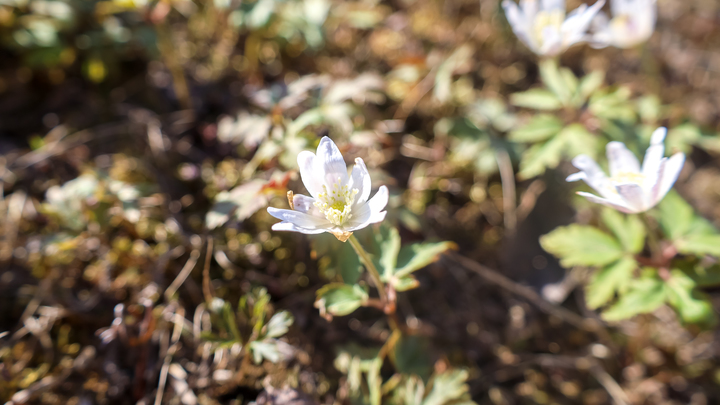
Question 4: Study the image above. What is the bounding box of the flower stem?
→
[348,234,388,308]
[640,213,661,262]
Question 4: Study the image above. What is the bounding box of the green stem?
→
[640,213,661,262]
[348,234,388,306]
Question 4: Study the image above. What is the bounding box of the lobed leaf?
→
[585,257,638,310]
[315,283,368,317]
[540,225,623,268]
[602,275,667,321]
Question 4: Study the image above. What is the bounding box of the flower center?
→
[611,171,646,185]
[314,178,359,227]
[532,10,564,48]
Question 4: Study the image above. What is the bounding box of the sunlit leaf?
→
[539,59,571,105]
[540,225,623,267]
[315,283,368,317]
[601,208,646,254]
[265,310,293,338]
[666,270,715,324]
[602,275,667,321]
[394,241,456,278]
[510,89,562,110]
[422,369,474,405]
[509,114,563,143]
[585,257,638,309]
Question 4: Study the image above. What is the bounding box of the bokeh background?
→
[1,0,720,404]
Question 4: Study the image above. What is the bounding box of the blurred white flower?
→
[502,0,606,56]
[567,127,685,213]
[591,0,656,48]
[268,136,388,241]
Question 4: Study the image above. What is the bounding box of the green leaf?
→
[585,257,638,309]
[265,311,293,338]
[666,270,715,324]
[391,274,421,292]
[508,114,563,143]
[675,234,720,257]
[689,264,720,287]
[367,357,383,405]
[315,283,368,317]
[250,340,282,364]
[656,190,694,240]
[422,369,474,405]
[510,89,563,110]
[394,241,457,278]
[576,70,605,104]
[540,225,624,267]
[601,209,646,254]
[516,133,566,180]
[373,225,401,279]
[602,275,667,321]
[222,302,242,342]
[562,123,599,157]
[539,59,571,105]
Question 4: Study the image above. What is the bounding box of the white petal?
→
[349,158,371,204]
[292,194,317,214]
[576,191,634,213]
[367,185,389,214]
[615,183,646,212]
[541,0,564,10]
[345,186,389,230]
[539,27,563,55]
[606,141,640,176]
[297,150,323,199]
[267,207,331,229]
[503,1,537,52]
[562,0,605,47]
[520,0,538,17]
[316,136,349,187]
[272,222,327,234]
[566,172,586,182]
[650,153,685,208]
[641,127,667,188]
[570,155,616,200]
[346,211,387,232]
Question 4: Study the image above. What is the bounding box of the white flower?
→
[591,0,656,49]
[267,136,388,241]
[567,127,685,213]
[502,0,606,56]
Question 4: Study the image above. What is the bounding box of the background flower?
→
[567,127,685,213]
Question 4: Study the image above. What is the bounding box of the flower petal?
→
[650,152,685,208]
[520,0,539,17]
[641,127,667,190]
[292,194,317,214]
[576,191,634,213]
[267,207,331,229]
[569,154,616,200]
[272,222,327,234]
[541,0,564,11]
[298,150,323,199]
[316,136,349,187]
[503,0,536,51]
[606,141,641,177]
[615,183,646,212]
[345,186,388,231]
[349,157,371,204]
[562,0,605,47]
